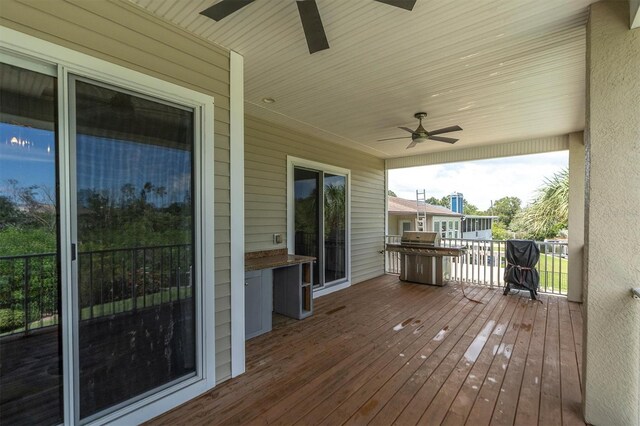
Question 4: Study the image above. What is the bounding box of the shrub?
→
[0,308,24,334]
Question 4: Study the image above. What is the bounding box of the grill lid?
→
[401,231,440,245]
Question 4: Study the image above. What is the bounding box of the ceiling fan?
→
[378,112,463,149]
[200,0,417,54]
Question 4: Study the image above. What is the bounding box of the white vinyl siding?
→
[245,116,385,284]
[0,0,234,382]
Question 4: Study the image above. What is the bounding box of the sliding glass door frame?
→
[287,156,351,294]
[1,28,217,425]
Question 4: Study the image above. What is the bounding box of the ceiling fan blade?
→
[406,140,418,149]
[378,136,410,141]
[428,135,458,144]
[398,126,415,134]
[200,0,255,21]
[374,0,417,11]
[297,1,330,54]
[428,125,463,136]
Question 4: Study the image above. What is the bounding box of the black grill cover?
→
[504,240,540,292]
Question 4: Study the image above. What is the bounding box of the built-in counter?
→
[245,250,316,271]
[244,249,315,340]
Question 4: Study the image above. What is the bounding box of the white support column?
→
[631,0,640,29]
[230,51,246,378]
[584,2,640,425]
[567,131,584,303]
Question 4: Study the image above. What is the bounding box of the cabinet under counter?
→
[244,250,315,340]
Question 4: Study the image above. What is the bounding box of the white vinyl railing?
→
[384,236,568,295]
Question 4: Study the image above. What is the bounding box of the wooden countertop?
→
[245,249,315,271]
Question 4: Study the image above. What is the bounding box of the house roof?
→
[388,196,462,217]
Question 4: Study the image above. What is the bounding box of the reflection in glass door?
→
[294,168,320,287]
[324,174,346,284]
[71,78,197,419]
[294,167,347,289]
[0,62,63,425]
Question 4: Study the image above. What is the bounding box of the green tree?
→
[425,196,446,207]
[387,189,397,197]
[512,169,568,240]
[463,201,481,215]
[325,183,346,236]
[155,186,167,206]
[491,222,511,240]
[120,183,136,207]
[491,196,521,227]
[5,180,56,230]
[0,195,19,228]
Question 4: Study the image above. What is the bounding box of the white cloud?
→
[388,151,569,210]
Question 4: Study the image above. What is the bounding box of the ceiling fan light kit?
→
[200,0,415,54]
[377,112,463,149]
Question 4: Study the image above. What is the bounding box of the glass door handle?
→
[71,243,77,261]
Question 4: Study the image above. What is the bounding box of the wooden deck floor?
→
[149,275,585,426]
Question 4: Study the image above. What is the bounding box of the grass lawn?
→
[81,286,192,319]
[456,249,569,295]
[1,287,193,336]
[537,253,569,294]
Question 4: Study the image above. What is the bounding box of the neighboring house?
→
[387,196,462,238]
[461,215,498,240]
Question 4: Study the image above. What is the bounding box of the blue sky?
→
[388,151,569,211]
[0,123,56,193]
[3,121,568,212]
[1,123,191,206]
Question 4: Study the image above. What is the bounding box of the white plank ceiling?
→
[130,0,595,159]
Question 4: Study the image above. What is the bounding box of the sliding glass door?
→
[323,174,346,284]
[71,78,197,419]
[0,48,212,424]
[293,166,348,289]
[0,62,63,426]
[294,168,321,286]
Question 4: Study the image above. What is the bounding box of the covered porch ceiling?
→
[132,0,595,159]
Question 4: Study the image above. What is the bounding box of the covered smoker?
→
[503,239,540,300]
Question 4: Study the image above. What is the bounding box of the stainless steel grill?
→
[386,231,465,286]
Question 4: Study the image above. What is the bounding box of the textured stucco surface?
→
[568,132,585,303]
[584,2,640,425]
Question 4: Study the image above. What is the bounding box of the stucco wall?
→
[584,2,640,425]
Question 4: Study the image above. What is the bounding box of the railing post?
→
[38,259,44,329]
[23,257,30,336]
[89,252,94,319]
[142,248,146,308]
[490,240,494,288]
[551,242,556,294]
[131,249,137,312]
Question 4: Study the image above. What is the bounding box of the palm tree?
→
[120,183,135,207]
[514,168,568,239]
[154,186,167,206]
[324,183,345,236]
[142,181,154,204]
